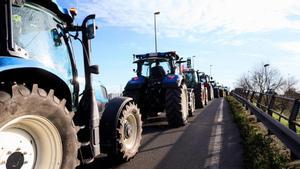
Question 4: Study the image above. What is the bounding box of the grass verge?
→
[226,96,290,169]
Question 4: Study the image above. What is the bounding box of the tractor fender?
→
[162,74,184,88]
[124,76,146,90]
[100,96,134,152]
[0,68,73,109]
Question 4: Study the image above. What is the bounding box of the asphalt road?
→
[81,98,244,169]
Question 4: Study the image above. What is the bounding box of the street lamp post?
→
[192,56,196,68]
[264,64,270,92]
[209,65,212,80]
[154,11,160,53]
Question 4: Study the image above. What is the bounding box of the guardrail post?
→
[289,99,300,132]
[257,93,263,108]
[240,90,244,96]
[250,91,255,103]
[267,94,276,116]
[242,90,247,97]
[246,90,250,99]
[290,99,300,160]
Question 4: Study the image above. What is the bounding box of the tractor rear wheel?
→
[194,85,203,109]
[165,84,189,127]
[123,90,147,121]
[188,91,195,117]
[0,84,79,169]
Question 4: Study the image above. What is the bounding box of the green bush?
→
[226,96,290,169]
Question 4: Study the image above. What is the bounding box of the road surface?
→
[80,98,244,169]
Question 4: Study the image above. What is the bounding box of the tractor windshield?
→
[183,71,196,87]
[199,75,207,83]
[138,60,171,77]
[11,3,72,77]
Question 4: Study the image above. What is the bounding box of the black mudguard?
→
[99,96,133,153]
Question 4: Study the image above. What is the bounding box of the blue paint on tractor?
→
[128,76,146,85]
[0,56,70,84]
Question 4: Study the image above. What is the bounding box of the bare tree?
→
[236,62,285,93]
[282,75,299,97]
[283,76,298,92]
[236,73,253,90]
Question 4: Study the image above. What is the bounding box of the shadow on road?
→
[154,99,220,169]
[78,115,184,169]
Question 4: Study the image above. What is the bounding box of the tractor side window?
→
[159,61,170,73]
[12,4,72,80]
[185,72,193,82]
[141,63,149,77]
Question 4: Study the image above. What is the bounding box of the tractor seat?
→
[150,66,166,80]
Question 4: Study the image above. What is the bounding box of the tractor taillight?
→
[167,75,176,80]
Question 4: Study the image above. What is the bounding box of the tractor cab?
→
[182,68,198,88]
[133,51,179,82]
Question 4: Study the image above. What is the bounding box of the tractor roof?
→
[183,68,195,73]
[25,0,73,23]
[134,51,179,63]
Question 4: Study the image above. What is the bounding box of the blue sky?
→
[57,0,300,93]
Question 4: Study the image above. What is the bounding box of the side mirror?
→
[90,65,99,74]
[86,18,96,39]
[82,14,97,40]
[51,28,62,47]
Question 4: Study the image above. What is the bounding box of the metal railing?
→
[232,88,300,159]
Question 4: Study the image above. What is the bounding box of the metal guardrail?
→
[234,89,300,132]
[232,89,300,159]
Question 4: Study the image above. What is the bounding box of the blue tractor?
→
[123,52,191,127]
[0,1,142,168]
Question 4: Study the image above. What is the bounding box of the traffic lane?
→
[154,98,222,169]
[155,98,244,169]
[80,99,224,169]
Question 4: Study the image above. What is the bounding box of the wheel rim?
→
[123,114,138,149]
[0,115,63,169]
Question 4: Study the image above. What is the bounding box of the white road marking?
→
[204,99,224,169]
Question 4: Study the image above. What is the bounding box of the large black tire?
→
[204,88,209,105]
[165,84,189,127]
[0,84,79,169]
[194,84,203,109]
[208,87,212,101]
[214,88,219,98]
[100,99,142,161]
[123,90,148,121]
[188,90,195,117]
[220,89,224,97]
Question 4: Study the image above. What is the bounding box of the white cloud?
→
[278,41,300,54]
[78,0,300,39]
